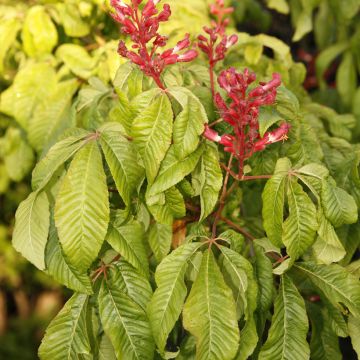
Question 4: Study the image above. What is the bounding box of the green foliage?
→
[183,250,240,360]
[1,0,360,359]
[258,275,310,360]
[38,293,91,360]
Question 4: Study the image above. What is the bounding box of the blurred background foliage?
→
[0,0,359,358]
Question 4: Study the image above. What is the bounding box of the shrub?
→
[1,0,360,359]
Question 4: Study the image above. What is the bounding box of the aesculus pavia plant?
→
[8,0,360,359]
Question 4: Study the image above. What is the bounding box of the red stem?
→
[220,163,272,181]
[209,62,215,99]
[209,35,216,99]
[212,154,234,238]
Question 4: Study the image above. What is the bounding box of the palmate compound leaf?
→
[307,302,342,360]
[110,260,153,311]
[131,91,173,184]
[218,230,245,253]
[148,242,204,352]
[99,334,116,360]
[293,262,360,318]
[98,274,155,360]
[46,218,93,294]
[258,275,310,360]
[54,141,109,272]
[0,18,21,74]
[106,220,149,277]
[321,179,358,227]
[113,62,144,100]
[262,157,292,247]
[218,246,259,360]
[219,246,258,320]
[293,162,330,199]
[0,62,57,130]
[130,88,163,120]
[38,293,91,360]
[147,144,204,198]
[192,141,223,221]
[253,244,274,314]
[57,3,90,38]
[147,223,173,263]
[312,210,346,264]
[348,315,360,358]
[99,126,144,206]
[22,5,58,58]
[32,129,89,191]
[321,297,348,338]
[282,179,318,260]
[147,186,186,225]
[28,79,79,153]
[183,250,240,360]
[235,317,258,360]
[3,127,35,182]
[12,191,50,270]
[287,117,324,165]
[168,87,206,160]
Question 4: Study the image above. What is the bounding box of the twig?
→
[219,216,255,241]
[212,154,234,238]
[209,118,223,127]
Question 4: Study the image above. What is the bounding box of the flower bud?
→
[226,34,238,48]
[163,54,179,65]
[142,0,158,17]
[174,34,190,52]
[214,93,228,112]
[203,124,222,142]
[117,41,128,57]
[177,50,198,62]
[219,134,233,147]
[127,51,145,66]
[158,4,171,21]
[261,73,281,92]
[122,18,137,34]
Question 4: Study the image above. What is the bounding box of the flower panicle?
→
[110,0,198,87]
[197,0,238,67]
[203,67,290,176]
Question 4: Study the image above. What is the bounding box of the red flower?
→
[203,68,290,177]
[110,0,198,89]
[197,0,237,68]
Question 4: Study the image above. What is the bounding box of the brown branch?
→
[185,202,201,213]
[241,175,272,181]
[209,118,224,127]
[219,216,256,241]
[212,154,234,238]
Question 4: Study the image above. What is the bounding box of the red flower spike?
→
[197,1,238,97]
[204,68,290,177]
[110,0,198,89]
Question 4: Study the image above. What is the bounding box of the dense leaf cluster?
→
[1,0,360,359]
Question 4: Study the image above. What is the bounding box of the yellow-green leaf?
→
[54,142,109,271]
[183,250,240,360]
